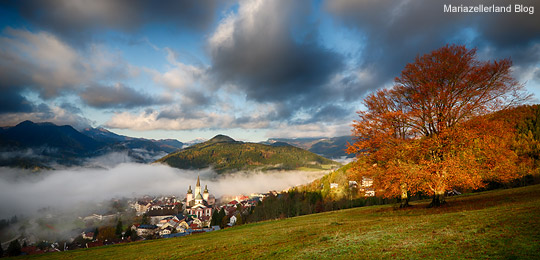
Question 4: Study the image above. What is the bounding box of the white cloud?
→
[104,110,232,131]
[267,122,351,139]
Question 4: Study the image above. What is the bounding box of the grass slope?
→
[156,135,339,173]
[21,184,540,259]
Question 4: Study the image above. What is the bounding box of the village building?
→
[184,176,215,221]
[136,224,159,237]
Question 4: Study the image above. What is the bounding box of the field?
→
[17,184,540,259]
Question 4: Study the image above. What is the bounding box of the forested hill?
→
[155,135,340,173]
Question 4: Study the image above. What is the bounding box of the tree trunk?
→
[428,189,446,208]
[399,183,410,208]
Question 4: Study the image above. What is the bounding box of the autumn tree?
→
[348,44,528,207]
[97,226,116,242]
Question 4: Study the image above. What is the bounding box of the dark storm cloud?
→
[326,0,540,91]
[0,87,34,114]
[209,0,344,105]
[80,83,166,109]
[4,0,221,43]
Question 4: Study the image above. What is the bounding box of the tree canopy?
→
[348,44,529,207]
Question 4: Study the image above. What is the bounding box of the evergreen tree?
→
[220,215,229,229]
[124,227,133,240]
[93,228,99,240]
[115,220,123,238]
[7,240,21,257]
[0,240,4,257]
[210,210,219,226]
[216,208,226,228]
[236,214,243,226]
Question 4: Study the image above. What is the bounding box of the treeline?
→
[242,191,398,223]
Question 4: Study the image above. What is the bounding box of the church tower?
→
[203,185,209,201]
[186,185,193,205]
[195,175,201,197]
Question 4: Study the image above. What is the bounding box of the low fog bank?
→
[333,156,355,165]
[0,161,328,219]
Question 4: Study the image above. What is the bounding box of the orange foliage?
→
[348,45,528,205]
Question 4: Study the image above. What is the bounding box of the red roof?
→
[21,246,45,255]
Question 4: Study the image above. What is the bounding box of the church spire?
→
[204,184,208,193]
[196,175,200,187]
[187,185,192,194]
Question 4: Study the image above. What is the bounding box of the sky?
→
[0,0,539,142]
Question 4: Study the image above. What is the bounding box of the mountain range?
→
[0,121,184,169]
[264,136,355,159]
[0,121,346,171]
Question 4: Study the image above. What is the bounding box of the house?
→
[224,206,237,215]
[176,220,189,233]
[361,177,375,196]
[82,213,117,223]
[361,177,373,188]
[149,215,174,225]
[159,226,175,236]
[228,215,237,226]
[190,218,203,229]
[330,183,339,189]
[136,224,159,237]
[81,230,94,240]
[227,200,239,207]
[134,201,152,215]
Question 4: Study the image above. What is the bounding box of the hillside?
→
[266,136,354,159]
[156,135,340,173]
[24,184,540,259]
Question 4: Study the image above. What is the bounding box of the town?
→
[1,173,377,256]
[0,176,272,256]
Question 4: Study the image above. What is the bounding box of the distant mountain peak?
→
[208,134,236,143]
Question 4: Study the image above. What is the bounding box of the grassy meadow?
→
[15,184,540,259]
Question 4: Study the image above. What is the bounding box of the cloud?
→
[0,87,34,114]
[80,83,167,109]
[0,28,88,99]
[105,109,225,131]
[267,121,351,139]
[5,0,221,44]
[0,163,327,219]
[0,104,93,130]
[105,108,272,131]
[0,28,135,99]
[149,47,206,90]
[208,0,344,104]
[326,0,540,92]
[0,28,150,125]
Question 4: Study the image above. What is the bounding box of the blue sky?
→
[0,0,539,142]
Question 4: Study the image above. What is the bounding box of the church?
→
[184,176,215,219]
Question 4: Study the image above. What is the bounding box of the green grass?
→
[17,185,540,259]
